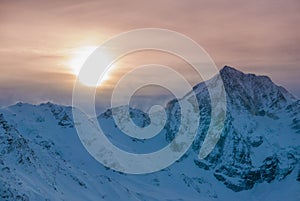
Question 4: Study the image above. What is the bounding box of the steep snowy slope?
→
[0,66,299,201]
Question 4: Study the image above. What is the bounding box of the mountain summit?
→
[220,65,295,111]
[0,66,299,201]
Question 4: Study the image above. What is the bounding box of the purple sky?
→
[0,0,299,109]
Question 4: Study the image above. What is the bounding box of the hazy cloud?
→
[0,0,299,110]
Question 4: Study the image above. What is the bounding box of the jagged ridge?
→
[0,66,299,200]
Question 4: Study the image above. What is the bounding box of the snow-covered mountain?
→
[0,66,299,201]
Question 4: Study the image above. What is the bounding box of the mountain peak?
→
[222,65,238,71]
[220,65,244,77]
[220,65,274,84]
[193,65,297,113]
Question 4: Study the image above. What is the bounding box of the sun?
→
[69,45,111,87]
[69,45,98,75]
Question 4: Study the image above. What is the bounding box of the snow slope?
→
[0,66,299,201]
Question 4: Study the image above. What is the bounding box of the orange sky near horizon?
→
[0,0,299,111]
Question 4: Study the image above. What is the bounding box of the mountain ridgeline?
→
[0,66,299,201]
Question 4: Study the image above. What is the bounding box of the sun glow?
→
[69,45,112,87]
[69,46,98,75]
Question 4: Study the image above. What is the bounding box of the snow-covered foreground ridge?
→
[0,66,299,201]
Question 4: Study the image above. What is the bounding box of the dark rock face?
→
[46,103,74,128]
[0,114,36,166]
[0,114,36,200]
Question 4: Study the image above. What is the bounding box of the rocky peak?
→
[217,66,295,114]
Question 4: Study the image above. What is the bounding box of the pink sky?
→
[0,0,299,109]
